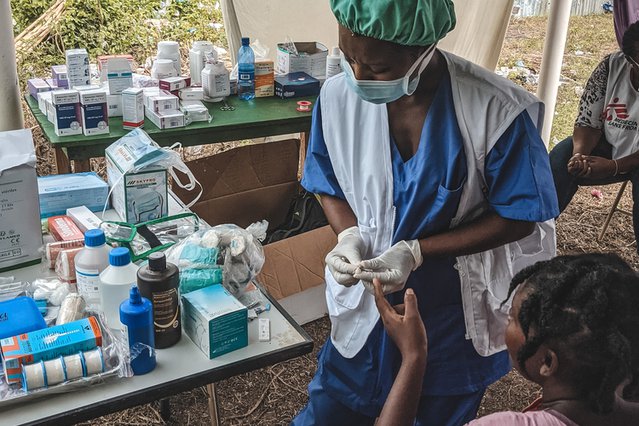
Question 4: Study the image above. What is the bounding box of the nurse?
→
[294,1,559,425]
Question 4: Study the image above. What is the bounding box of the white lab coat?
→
[320,51,556,358]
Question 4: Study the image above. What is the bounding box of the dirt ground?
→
[23,12,633,426]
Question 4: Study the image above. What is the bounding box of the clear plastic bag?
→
[0,312,132,407]
[166,221,267,296]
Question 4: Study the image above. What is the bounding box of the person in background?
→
[293,0,559,424]
[549,22,639,251]
[469,253,639,425]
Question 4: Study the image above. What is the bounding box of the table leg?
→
[72,159,91,173]
[159,398,171,422]
[207,383,221,426]
[54,147,71,174]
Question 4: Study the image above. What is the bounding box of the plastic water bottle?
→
[75,229,111,308]
[99,247,139,330]
[120,286,156,375]
[238,37,255,100]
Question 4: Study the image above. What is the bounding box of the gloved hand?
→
[353,240,423,294]
[325,226,366,286]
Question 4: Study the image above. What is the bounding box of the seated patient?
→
[468,253,639,425]
[373,254,639,426]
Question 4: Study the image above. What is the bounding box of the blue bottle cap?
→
[84,229,105,247]
[129,286,142,305]
[109,247,131,266]
[241,37,250,46]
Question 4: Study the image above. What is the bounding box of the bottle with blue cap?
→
[120,286,156,375]
[238,37,255,100]
[99,247,139,330]
[75,229,111,307]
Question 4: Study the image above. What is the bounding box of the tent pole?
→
[537,0,572,147]
[0,0,24,131]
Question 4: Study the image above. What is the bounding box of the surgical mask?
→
[341,44,437,104]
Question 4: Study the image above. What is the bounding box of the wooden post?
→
[0,0,24,132]
[207,383,220,426]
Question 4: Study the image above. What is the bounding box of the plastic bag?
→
[0,312,132,407]
[166,221,267,295]
[0,279,30,302]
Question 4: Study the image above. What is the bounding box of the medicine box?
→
[27,78,51,100]
[65,48,90,89]
[79,89,109,136]
[146,108,185,130]
[159,76,191,92]
[66,205,102,232]
[97,54,135,82]
[37,91,52,115]
[106,57,133,95]
[107,94,123,117]
[182,284,248,359]
[48,215,84,241]
[255,60,274,98]
[105,129,169,223]
[51,89,82,136]
[179,87,204,101]
[274,72,320,99]
[0,129,43,272]
[122,87,144,129]
[146,93,179,114]
[1,317,102,384]
[51,65,68,88]
[38,172,110,218]
[276,42,328,79]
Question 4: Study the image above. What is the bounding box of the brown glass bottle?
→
[136,252,181,348]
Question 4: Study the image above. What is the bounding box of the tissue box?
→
[38,172,109,218]
[276,42,328,79]
[0,129,43,272]
[1,317,102,384]
[182,285,248,359]
[105,129,169,223]
[274,72,320,99]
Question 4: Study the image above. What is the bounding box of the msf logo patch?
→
[603,98,637,131]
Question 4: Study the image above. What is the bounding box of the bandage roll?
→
[56,293,87,325]
[43,356,67,386]
[83,347,105,375]
[22,360,47,391]
[63,352,86,380]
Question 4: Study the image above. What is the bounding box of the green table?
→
[25,95,315,173]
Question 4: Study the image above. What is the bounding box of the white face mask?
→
[341,44,437,104]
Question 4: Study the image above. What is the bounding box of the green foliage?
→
[11,0,226,88]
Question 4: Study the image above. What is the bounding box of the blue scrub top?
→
[301,73,559,414]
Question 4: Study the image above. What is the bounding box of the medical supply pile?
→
[27,38,339,136]
[0,127,273,406]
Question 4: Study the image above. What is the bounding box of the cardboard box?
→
[0,129,43,272]
[172,139,336,300]
[51,89,82,136]
[38,172,109,218]
[146,108,185,129]
[97,54,134,82]
[276,42,328,79]
[107,93,123,117]
[159,76,191,92]
[27,78,51,100]
[182,284,248,359]
[1,317,102,384]
[122,87,144,129]
[275,72,320,99]
[65,48,90,89]
[51,65,68,88]
[79,89,109,136]
[105,129,169,223]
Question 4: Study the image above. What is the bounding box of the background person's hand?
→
[582,156,617,179]
[373,279,427,362]
[353,240,422,294]
[325,226,366,286]
[567,153,590,177]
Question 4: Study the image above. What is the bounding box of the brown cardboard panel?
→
[190,181,299,229]
[257,225,337,299]
[173,139,300,201]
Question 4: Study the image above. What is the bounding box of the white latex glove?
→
[325,226,366,286]
[353,240,423,294]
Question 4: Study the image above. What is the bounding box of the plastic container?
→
[137,252,181,348]
[75,229,111,307]
[0,297,47,340]
[326,47,342,79]
[157,41,181,76]
[189,41,214,86]
[238,37,255,100]
[99,247,139,330]
[120,286,156,375]
[151,59,177,80]
[202,50,231,102]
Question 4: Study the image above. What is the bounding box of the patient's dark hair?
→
[622,20,639,58]
[506,253,639,414]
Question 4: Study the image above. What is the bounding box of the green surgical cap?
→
[330,0,456,46]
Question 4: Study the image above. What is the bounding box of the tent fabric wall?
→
[221,0,513,71]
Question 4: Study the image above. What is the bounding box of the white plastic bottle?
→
[189,41,214,86]
[157,41,181,76]
[326,47,342,79]
[75,229,111,308]
[202,50,230,102]
[100,247,139,330]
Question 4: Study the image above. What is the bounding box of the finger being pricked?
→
[373,279,401,321]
